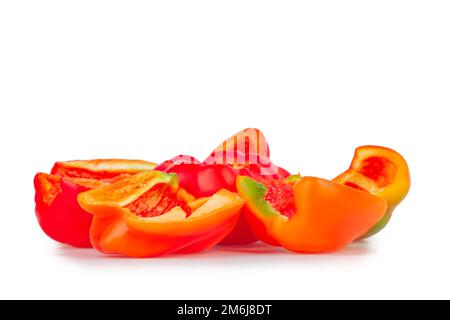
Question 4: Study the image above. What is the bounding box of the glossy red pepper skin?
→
[34,159,156,248]
[160,163,237,198]
[34,174,100,247]
[237,175,387,253]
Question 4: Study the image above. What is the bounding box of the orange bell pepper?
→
[34,159,156,247]
[333,146,410,238]
[236,176,387,253]
[77,171,244,257]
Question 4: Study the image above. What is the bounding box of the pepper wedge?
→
[51,159,157,180]
[34,159,156,247]
[77,171,244,257]
[237,176,387,253]
[333,146,410,238]
[203,128,291,245]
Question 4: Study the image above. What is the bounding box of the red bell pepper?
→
[34,159,156,247]
[155,128,290,245]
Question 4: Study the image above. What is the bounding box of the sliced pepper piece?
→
[333,146,410,238]
[205,128,270,164]
[154,155,201,172]
[157,162,238,198]
[77,171,244,257]
[241,174,300,246]
[157,161,260,246]
[204,128,291,245]
[34,159,156,247]
[205,128,289,178]
[51,159,157,180]
[236,176,387,253]
[153,129,291,246]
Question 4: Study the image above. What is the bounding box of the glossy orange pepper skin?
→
[77,171,244,257]
[237,176,387,253]
[34,159,156,248]
[333,146,410,238]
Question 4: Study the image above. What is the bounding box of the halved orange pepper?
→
[236,175,387,253]
[34,159,156,247]
[77,171,244,257]
[333,146,410,238]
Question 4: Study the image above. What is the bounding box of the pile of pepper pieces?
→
[34,128,410,257]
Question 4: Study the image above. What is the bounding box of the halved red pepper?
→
[34,159,156,247]
[204,128,290,179]
[155,128,291,245]
[154,155,201,172]
[206,129,291,245]
[236,175,387,253]
[77,171,244,257]
[333,146,410,238]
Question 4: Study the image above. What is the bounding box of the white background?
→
[1,1,449,299]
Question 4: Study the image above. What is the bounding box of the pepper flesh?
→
[51,159,157,181]
[154,128,291,246]
[204,128,291,245]
[237,176,387,253]
[333,146,410,238]
[34,159,156,247]
[205,128,290,179]
[239,175,300,246]
[77,171,244,257]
